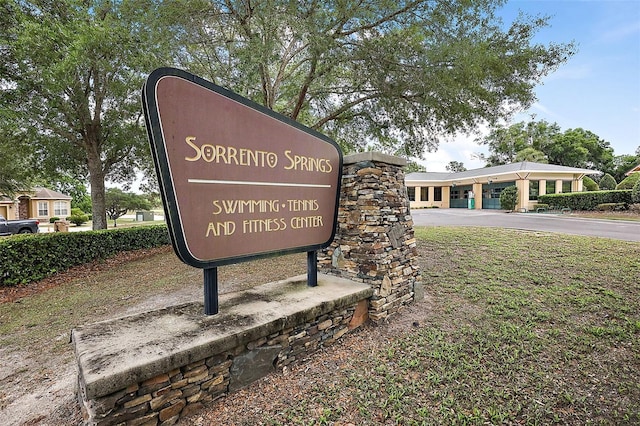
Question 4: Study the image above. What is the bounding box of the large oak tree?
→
[1,0,186,229]
[177,0,575,155]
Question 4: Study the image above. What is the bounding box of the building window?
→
[434,187,442,202]
[420,187,429,201]
[562,181,572,193]
[450,189,460,200]
[546,180,556,195]
[54,201,68,216]
[529,181,539,200]
[407,187,416,201]
[38,201,48,216]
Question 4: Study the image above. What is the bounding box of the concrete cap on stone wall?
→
[72,274,373,400]
[343,152,407,167]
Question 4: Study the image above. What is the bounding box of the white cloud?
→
[598,20,640,43]
[531,101,552,115]
[417,131,489,172]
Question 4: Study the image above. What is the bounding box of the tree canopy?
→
[478,120,615,173]
[611,151,640,183]
[446,161,467,172]
[0,123,34,197]
[1,0,185,228]
[105,188,152,227]
[177,0,575,156]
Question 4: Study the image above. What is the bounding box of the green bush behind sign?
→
[0,225,170,286]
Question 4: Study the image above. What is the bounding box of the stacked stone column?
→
[319,152,422,322]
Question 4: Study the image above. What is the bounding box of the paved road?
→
[411,209,640,242]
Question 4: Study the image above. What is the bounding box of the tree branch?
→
[311,93,378,129]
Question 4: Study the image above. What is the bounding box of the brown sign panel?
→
[142,68,342,268]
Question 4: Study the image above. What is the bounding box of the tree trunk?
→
[87,152,108,230]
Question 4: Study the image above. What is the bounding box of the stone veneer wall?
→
[319,152,422,322]
[79,300,368,426]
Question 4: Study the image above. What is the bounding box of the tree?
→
[1,1,186,229]
[479,120,614,171]
[405,162,427,173]
[515,147,547,163]
[499,185,519,211]
[0,123,34,197]
[611,153,640,183]
[598,173,617,190]
[105,188,152,227]
[478,120,561,166]
[446,161,467,173]
[546,128,614,172]
[178,1,575,157]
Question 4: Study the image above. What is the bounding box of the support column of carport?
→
[472,183,483,209]
[318,152,422,322]
[516,179,530,211]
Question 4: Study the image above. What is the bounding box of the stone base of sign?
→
[319,152,422,322]
[72,274,372,425]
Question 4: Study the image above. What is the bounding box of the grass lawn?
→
[1,227,639,424]
[256,227,640,425]
[392,228,638,424]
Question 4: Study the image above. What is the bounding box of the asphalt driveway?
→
[411,208,640,242]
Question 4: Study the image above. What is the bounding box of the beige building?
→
[0,187,72,222]
[405,161,598,211]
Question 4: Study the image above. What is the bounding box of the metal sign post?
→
[307,251,317,287]
[204,268,218,315]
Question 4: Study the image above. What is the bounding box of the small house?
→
[0,187,72,222]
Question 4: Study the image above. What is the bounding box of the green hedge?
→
[538,190,633,211]
[617,172,640,190]
[0,225,170,287]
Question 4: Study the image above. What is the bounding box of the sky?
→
[418,0,640,172]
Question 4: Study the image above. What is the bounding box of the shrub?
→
[599,173,617,190]
[538,190,632,211]
[632,177,640,204]
[499,185,519,211]
[0,224,170,286]
[533,203,549,210]
[583,176,599,191]
[616,172,639,190]
[67,207,88,226]
[49,216,60,223]
[67,213,89,226]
